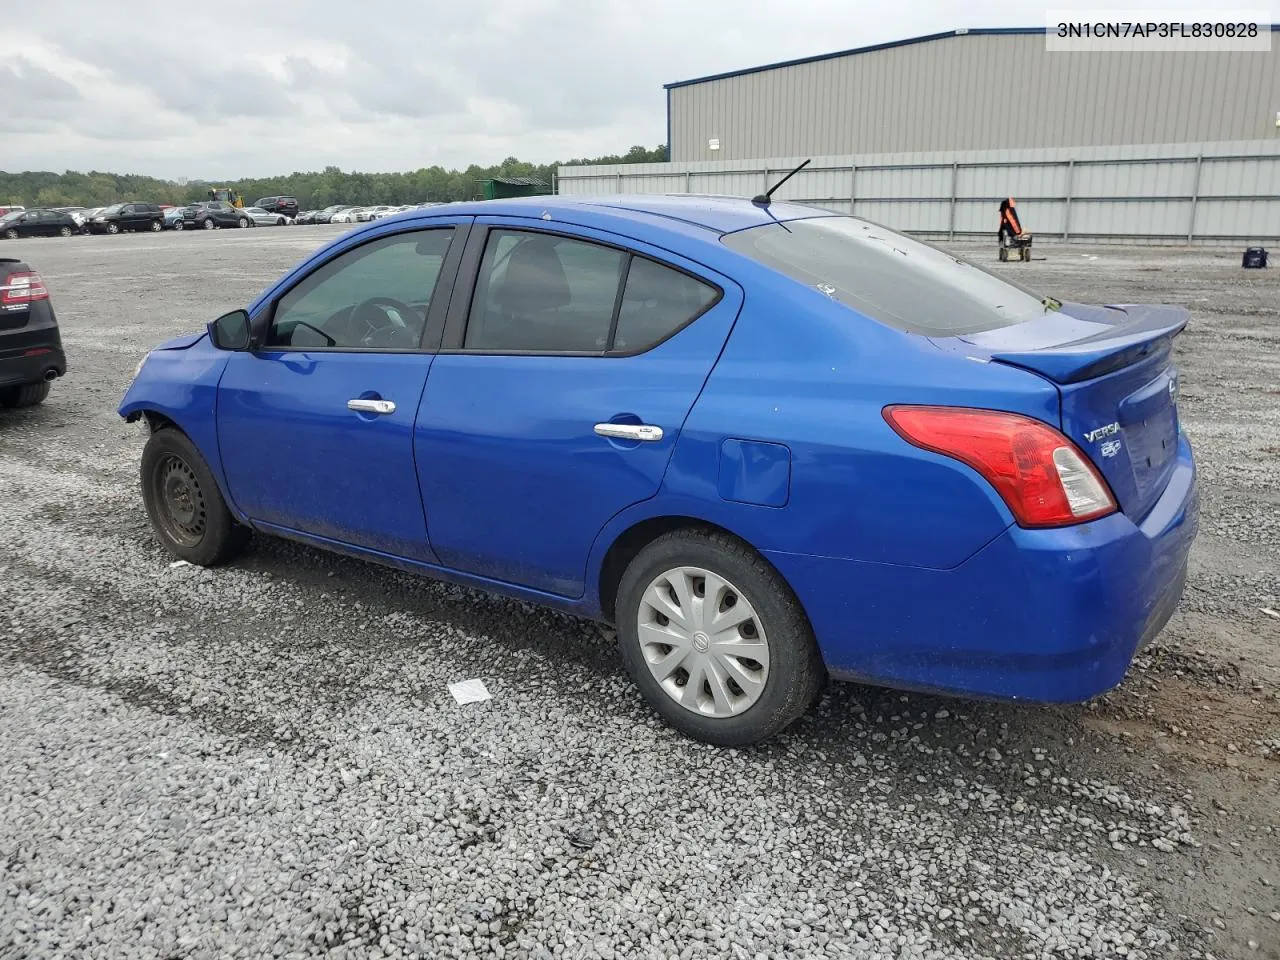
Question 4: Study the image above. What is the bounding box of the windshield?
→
[722,215,1061,337]
[99,204,122,215]
[0,211,21,223]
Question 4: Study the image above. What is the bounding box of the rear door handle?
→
[348,398,396,415]
[594,422,663,442]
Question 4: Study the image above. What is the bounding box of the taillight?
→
[883,405,1117,528]
[1,271,49,308]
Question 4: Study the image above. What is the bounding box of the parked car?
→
[1,258,65,408]
[163,206,187,230]
[294,210,319,225]
[0,205,25,217]
[182,201,251,231]
[244,206,292,227]
[329,207,363,224]
[0,208,78,239]
[73,208,102,229]
[356,205,392,222]
[119,195,1199,747]
[313,205,352,224]
[85,202,164,234]
[253,196,299,219]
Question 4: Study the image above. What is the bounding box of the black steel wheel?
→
[140,428,250,565]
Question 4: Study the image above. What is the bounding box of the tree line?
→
[0,144,668,209]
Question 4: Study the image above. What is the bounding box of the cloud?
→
[2,0,1111,178]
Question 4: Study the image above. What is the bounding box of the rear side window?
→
[611,257,719,354]
[722,216,1059,336]
[465,230,625,352]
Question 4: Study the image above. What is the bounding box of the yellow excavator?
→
[207,188,244,208]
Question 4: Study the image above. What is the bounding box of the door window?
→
[611,256,720,354]
[266,228,454,350]
[465,230,625,352]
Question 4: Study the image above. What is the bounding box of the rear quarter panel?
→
[653,269,1063,570]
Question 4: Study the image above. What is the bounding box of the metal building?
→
[666,27,1280,163]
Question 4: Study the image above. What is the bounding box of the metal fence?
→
[557,141,1280,245]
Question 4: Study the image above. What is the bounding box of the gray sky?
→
[3,0,1172,179]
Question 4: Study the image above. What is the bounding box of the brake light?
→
[1,271,49,308]
[883,405,1117,527]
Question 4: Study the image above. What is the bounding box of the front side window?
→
[267,228,454,350]
[722,215,1060,337]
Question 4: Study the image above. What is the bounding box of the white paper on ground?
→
[448,679,492,705]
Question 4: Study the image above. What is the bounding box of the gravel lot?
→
[1,227,1277,960]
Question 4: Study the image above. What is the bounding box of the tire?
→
[150,220,162,232]
[2,229,16,240]
[0,380,51,408]
[106,222,120,235]
[173,221,184,231]
[614,528,825,747]
[59,226,73,237]
[140,427,250,566]
[275,217,285,226]
[237,217,249,229]
[203,218,215,230]
[998,246,1008,262]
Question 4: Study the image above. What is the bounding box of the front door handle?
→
[594,422,663,442]
[348,398,396,415]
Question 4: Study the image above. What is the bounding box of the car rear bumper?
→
[0,343,66,387]
[766,433,1199,703]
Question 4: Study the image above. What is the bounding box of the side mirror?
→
[208,309,251,351]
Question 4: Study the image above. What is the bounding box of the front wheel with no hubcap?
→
[615,529,825,746]
[141,428,250,566]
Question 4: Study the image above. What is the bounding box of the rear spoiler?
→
[988,304,1189,385]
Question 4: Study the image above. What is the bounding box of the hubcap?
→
[636,566,770,718]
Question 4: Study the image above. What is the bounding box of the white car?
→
[355,205,392,222]
[330,208,363,224]
[371,205,412,220]
[243,206,293,227]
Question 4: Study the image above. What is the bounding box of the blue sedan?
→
[119,195,1198,745]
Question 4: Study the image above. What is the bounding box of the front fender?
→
[118,338,245,523]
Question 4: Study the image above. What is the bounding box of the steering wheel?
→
[351,296,420,347]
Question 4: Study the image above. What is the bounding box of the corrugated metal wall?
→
[667,31,1280,162]
[556,140,1280,244]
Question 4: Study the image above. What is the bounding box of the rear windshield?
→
[721,215,1060,337]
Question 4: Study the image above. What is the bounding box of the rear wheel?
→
[141,428,250,566]
[615,529,825,746]
[59,225,73,238]
[0,381,51,408]
[150,220,162,232]
[173,221,184,231]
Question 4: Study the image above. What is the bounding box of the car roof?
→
[417,194,835,235]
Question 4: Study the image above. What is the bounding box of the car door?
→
[217,221,469,562]
[415,220,743,597]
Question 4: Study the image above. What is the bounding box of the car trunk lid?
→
[949,302,1187,521]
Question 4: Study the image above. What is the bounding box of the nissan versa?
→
[118,194,1199,746]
